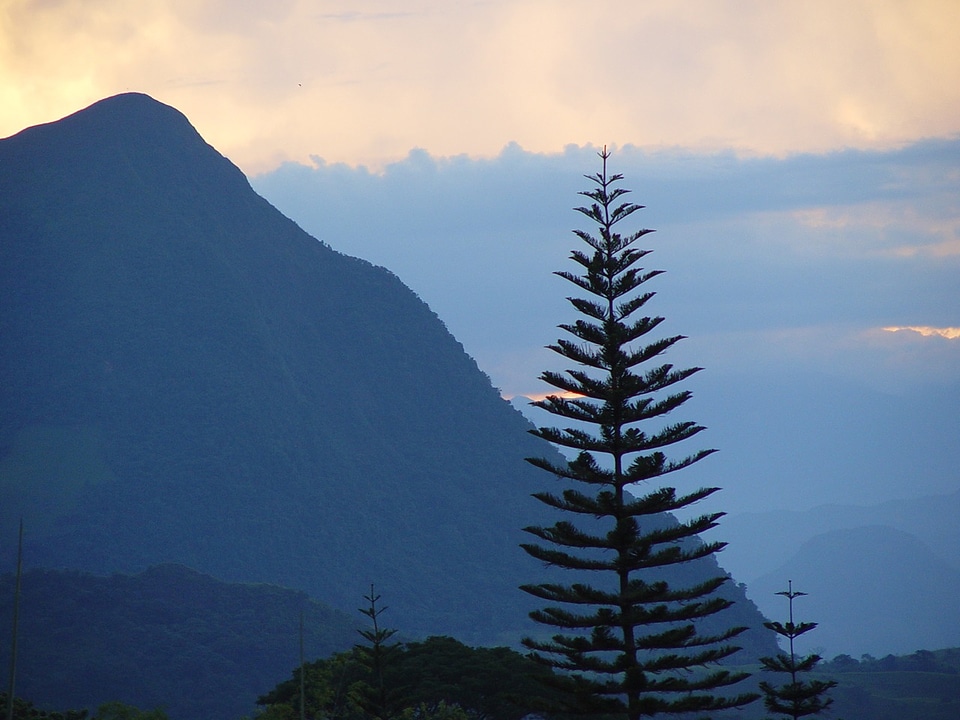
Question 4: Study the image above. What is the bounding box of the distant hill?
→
[719,489,960,581]
[747,525,960,657]
[0,565,358,720]
[715,490,960,655]
[0,93,776,662]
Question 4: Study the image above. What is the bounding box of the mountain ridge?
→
[720,488,960,581]
[1,92,548,640]
[0,94,775,660]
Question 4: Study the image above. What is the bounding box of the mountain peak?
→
[0,91,545,642]
[1,90,249,219]
[8,92,193,144]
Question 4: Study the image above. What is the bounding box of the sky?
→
[3,0,959,516]
[3,1,960,172]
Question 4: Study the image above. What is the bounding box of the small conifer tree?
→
[521,149,758,719]
[353,585,405,720]
[759,581,837,719]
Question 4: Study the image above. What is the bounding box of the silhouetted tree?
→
[91,704,168,720]
[257,650,362,720]
[0,694,87,720]
[759,581,836,719]
[351,586,405,720]
[397,701,468,720]
[257,635,568,720]
[520,148,758,719]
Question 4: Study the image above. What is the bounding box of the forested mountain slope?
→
[0,94,775,656]
[0,565,357,720]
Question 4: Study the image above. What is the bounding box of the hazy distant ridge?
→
[721,489,960,581]
[748,523,960,657]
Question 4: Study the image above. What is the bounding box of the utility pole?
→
[300,610,306,720]
[5,519,23,720]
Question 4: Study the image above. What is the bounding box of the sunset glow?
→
[502,391,585,403]
[2,1,959,173]
[882,326,960,339]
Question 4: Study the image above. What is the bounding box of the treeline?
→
[817,647,960,720]
[0,696,165,720]
[2,634,567,720]
[822,647,960,674]
[8,644,959,720]
[256,635,568,720]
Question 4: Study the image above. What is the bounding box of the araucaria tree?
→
[353,585,405,720]
[521,149,758,719]
[759,581,837,719]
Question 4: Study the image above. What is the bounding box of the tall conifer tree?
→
[521,149,758,719]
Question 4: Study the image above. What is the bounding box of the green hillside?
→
[0,565,358,720]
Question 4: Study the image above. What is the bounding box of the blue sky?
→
[252,140,960,396]
[251,140,960,514]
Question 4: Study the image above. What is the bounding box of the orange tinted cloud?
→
[502,391,585,403]
[882,326,960,339]
[2,1,959,173]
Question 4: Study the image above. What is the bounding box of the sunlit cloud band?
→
[882,326,960,339]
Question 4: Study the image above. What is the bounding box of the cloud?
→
[503,391,584,403]
[252,138,960,400]
[883,326,960,339]
[3,0,960,172]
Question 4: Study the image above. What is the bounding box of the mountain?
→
[0,565,358,720]
[717,490,960,655]
[0,93,776,659]
[719,489,960,581]
[747,525,960,658]
[0,92,557,642]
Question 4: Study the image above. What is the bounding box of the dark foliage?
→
[256,635,570,720]
[87,703,168,720]
[0,566,357,720]
[520,150,759,718]
[0,697,165,720]
[0,693,87,720]
[822,648,960,675]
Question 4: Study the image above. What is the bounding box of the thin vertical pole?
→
[299,610,305,720]
[5,519,23,720]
